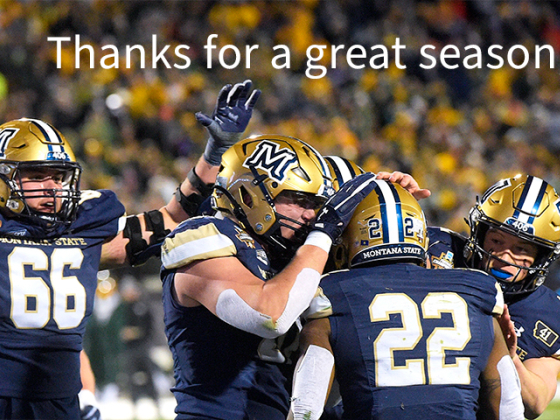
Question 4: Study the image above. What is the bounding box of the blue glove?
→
[312,172,377,241]
[197,79,261,165]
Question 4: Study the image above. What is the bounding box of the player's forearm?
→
[165,156,219,222]
[289,345,334,420]
[215,246,328,339]
[513,356,553,418]
[258,245,329,317]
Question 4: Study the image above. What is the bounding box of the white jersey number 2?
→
[371,292,471,387]
[10,247,86,329]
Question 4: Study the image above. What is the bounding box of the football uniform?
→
[428,226,560,361]
[161,215,295,420]
[321,263,502,420]
[0,190,125,399]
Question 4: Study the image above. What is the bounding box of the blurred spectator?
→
[118,276,161,419]
[6,2,560,415]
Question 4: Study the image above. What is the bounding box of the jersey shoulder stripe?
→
[162,217,236,269]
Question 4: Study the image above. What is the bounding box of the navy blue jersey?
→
[0,190,125,399]
[161,215,294,420]
[428,226,560,361]
[321,263,502,420]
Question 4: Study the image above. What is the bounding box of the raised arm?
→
[100,80,260,269]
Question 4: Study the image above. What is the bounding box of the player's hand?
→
[312,172,377,241]
[376,171,431,200]
[197,79,261,166]
[497,304,518,359]
[79,389,102,420]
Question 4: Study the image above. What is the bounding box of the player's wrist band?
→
[175,186,205,216]
[304,231,332,254]
[187,166,214,197]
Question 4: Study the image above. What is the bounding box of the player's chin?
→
[280,226,308,245]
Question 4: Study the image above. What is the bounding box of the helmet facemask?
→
[212,135,333,266]
[466,210,559,299]
[214,180,326,266]
[465,173,560,301]
[0,160,82,231]
[0,118,83,235]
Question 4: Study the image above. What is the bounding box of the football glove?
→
[197,79,261,165]
[79,389,101,420]
[312,172,377,242]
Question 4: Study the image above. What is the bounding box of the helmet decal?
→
[0,128,19,159]
[0,118,82,233]
[20,118,72,162]
[243,140,298,183]
[466,174,560,299]
[480,177,511,204]
[374,180,405,243]
[512,175,548,224]
[339,180,428,269]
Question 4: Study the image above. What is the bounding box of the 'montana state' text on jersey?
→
[322,263,503,420]
[0,190,125,399]
[428,226,560,361]
[161,215,294,420]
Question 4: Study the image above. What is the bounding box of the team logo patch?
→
[243,140,298,183]
[235,227,255,249]
[534,320,559,347]
[0,128,19,159]
[480,178,511,204]
[256,249,269,266]
[430,251,455,269]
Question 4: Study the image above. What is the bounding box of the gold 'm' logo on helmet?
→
[0,128,20,159]
[243,140,298,183]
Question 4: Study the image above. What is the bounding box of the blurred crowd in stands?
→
[3,0,560,404]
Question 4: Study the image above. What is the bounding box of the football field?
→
[99,393,560,420]
[541,398,560,420]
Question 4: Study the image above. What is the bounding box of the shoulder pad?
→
[162,217,237,270]
[71,189,126,237]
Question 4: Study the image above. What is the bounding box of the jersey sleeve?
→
[71,189,126,239]
[161,217,237,270]
[457,268,504,316]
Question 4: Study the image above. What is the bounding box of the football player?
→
[159,135,377,420]
[0,80,260,420]
[324,155,431,201]
[428,174,560,419]
[289,180,524,420]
